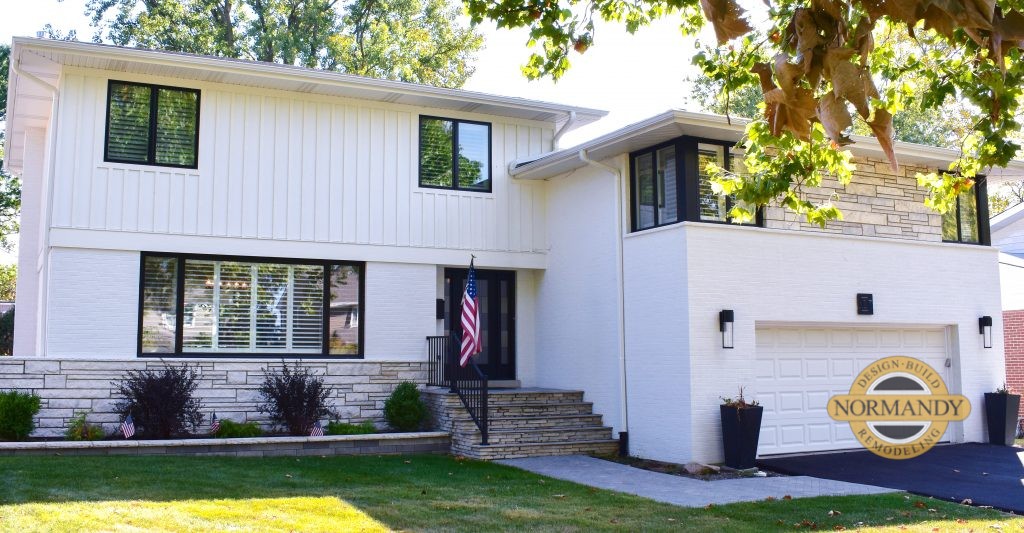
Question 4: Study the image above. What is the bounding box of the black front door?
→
[445,268,516,380]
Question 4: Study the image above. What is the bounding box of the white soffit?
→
[511,110,1024,181]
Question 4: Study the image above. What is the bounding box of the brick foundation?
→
[1003,310,1024,417]
[0,358,427,437]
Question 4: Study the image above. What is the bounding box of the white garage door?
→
[754,326,950,455]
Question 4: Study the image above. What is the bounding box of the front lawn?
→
[0,455,1019,532]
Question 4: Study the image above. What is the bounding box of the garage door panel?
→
[756,326,948,455]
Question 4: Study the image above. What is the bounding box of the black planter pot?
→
[720,405,763,469]
[984,393,1021,446]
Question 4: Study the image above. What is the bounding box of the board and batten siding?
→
[50,70,552,257]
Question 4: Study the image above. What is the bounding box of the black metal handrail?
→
[426,332,488,445]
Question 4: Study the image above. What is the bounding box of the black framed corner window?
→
[106,81,200,169]
[941,176,990,245]
[139,253,364,357]
[419,116,492,192]
[630,137,760,232]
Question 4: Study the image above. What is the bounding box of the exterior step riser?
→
[453,441,620,460]
[452,415,603,431]
[453,427,613,446]
[431,393,585,408]
[489,403,594,417]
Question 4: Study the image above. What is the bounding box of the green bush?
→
[0,390,41,441]
[383,382,426,432]
[214,419,263,438]
[326,420,377,435]
[65,411,105,441]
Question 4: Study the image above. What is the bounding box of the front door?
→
[445,268,516,380]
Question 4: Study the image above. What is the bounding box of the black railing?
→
[426,335,449,387]
[426,332,488,445]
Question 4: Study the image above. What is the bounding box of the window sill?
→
[138,353,365,360]
[100,160,200,176]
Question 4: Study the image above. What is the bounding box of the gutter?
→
[11,55,60,356]
[551,111,577,151]
[577,148,630,447]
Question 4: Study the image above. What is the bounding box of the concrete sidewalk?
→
[498,455,896,508]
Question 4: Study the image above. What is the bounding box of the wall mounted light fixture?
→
[979,315,993,349]
[720,310,735,349]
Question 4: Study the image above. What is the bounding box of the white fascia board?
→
[11,37,607,130]
[512,109,1024,180]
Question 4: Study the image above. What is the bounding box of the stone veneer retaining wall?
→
[763,156,944,242]
[0,432,450,457]
[0,358,427,437]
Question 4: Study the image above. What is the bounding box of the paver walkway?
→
[498,455,896,508]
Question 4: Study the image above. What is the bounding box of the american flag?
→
[210,413,221,435]
[459,259,482,367]
[310,421,324,437]
[120,414,135,439]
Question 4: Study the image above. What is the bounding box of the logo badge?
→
[827,356,970,459]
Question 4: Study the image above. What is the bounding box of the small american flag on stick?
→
[120,414,135,439]
[310,421,324,437]
[459,258,482,367]
[210,413,221,435]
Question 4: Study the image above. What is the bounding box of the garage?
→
[754,326,951,455]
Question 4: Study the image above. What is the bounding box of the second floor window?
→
[942,181,985,244]
[419,116,491,192]
[105,81,200,169]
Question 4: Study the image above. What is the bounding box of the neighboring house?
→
[991,202,1024,416]
[1,37,1013,464]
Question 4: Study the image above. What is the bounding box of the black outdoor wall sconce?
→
[720,310,734,349]
[979,315,993,349]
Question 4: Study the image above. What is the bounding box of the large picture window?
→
[631,138,758,231]
[106,80,200,168]
[419,116,491,192]
[139,254,363,357]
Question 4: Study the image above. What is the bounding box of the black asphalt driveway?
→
[758,443,1024,514]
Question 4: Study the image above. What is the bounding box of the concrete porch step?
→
[453,425,614,446]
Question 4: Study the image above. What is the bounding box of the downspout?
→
[577,148,629,450]
[12,57,60,356]
[506,111,578,174]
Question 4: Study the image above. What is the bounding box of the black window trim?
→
[629,135,764,232]
[940,172,991,246]
[137,252,365,359]
[105,79,202,170]
[418,115,493,193]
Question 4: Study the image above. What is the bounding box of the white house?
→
[2,37,1012,463]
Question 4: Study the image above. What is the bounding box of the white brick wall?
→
[363,262,436,361]
[533,163,625,434]
[679,222,1003,463]
[46,247,140,357]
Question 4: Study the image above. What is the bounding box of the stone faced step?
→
[488,402,595,417]
[485,390,585,406]
[452,439,620,461]
[452,414,604,432]
[454,426,613,446]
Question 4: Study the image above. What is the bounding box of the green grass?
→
[0,455,1020,532]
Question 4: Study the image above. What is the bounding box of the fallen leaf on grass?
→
[285,474,292,478]
[928,508,937,512]
[404,460,411,464]
[667,518,676,522]
[765,496,776,501]
[827,510,842,517]
[609,519,619,524]
[553,494,565,499]
[784,495,793,500]
[956,519,968,524]
[962,498,973,505]
[833,526,846,531]
[913,501,927,509]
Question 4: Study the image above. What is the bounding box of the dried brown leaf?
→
[790,8,825,70]
[825,48,871,118]
[811,0,846,21]
[868,107,898,171]
[851,16,875,66]
[817,93,853,145]
[699,0,752,45]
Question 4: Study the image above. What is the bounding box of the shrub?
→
[113,365,204,438]
[383,382,426,431]
[0,390,41,441]
[214,419,263,438]
[326,420,377,435]
[0,308,14,356]
[256,363,336,436]
[65,411,105,441]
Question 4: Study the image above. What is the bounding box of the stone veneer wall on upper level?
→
[0,358,427,437]
[762,156,943,241]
